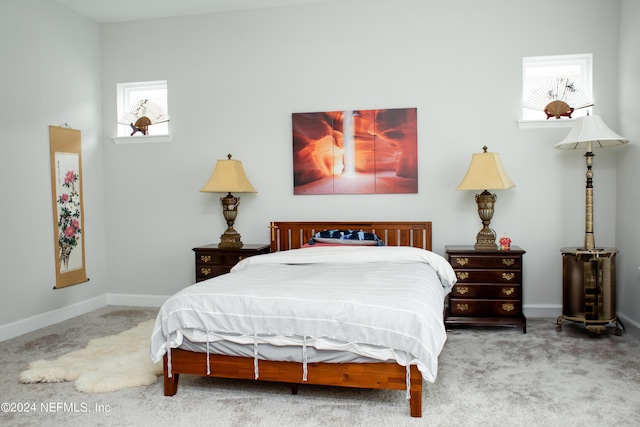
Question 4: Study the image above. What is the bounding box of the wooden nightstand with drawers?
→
[193,243,271,282]
[445,245,526,333]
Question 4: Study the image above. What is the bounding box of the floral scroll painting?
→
[292,108,418,195]
[49,126,88,289]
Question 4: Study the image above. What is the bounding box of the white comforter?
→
[150,246,456,383]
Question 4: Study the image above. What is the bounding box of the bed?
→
[150,221,455,417]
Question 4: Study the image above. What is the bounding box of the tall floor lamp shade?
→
[554,115,628,251]
[200,154,257,248]
[457,146,515,249]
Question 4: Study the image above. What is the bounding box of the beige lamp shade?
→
[200,155,257,193]
[554,115,628,150]
[554,115,628,251]
[456,147,515,191]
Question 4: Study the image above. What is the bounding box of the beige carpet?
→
[2,306,640,426]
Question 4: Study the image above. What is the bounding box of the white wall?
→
[0,0,107,336]
[2,0,637,338]
[99,0,623,315]
[617,0,640,330]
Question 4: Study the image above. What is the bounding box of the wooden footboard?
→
[164,349,423,417]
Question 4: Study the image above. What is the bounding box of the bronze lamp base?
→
[219,231,243,248]
[218,192,244,248]
[474,189,498,250]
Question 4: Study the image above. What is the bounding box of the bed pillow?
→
[308,229,384,246]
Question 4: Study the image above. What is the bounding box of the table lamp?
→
[200,154,257,248]
[457,146,515,249]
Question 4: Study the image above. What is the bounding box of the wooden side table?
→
[555,247,624,335]
[445,245,526,333]
[193,243,271,282]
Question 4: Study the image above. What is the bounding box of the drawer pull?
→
[200,255,211,262]
[456,272,469,281]
[200,268,212,276]
[502,303,515,312]
[502,258,515,266]
[456,286,469,295]
[455,258,469,266]
[456,303,469,312]
[502,287,515,296]
[502,272,515,281]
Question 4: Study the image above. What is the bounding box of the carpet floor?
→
[1,306,639,427]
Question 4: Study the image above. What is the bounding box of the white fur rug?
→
[19,319,162,393]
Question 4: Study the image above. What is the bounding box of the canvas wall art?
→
[49,125,88,289]
[292,108,418,195]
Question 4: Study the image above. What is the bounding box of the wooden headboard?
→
[269,221,432,252]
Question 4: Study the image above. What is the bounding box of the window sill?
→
[517,119,574,129]
[110,134,172,144]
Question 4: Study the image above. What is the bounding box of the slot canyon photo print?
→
[292,108,418,195]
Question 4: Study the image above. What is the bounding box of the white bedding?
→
[150,245,456,383]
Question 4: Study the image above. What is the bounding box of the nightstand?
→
[445,245,526,333]
[193,243,271,282]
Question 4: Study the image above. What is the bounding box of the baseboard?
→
[618,314,640,339]
[2,297,637,343]
[0,295,109,342]
[107,293,170,308]
[0,293,171,343]
[523,304,561,318]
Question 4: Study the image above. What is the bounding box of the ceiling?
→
[54,0,339,23]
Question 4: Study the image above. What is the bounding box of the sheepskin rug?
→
[19,319,163,393]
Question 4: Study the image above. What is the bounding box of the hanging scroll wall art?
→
[292,107,418,195]
[49,125,88,288]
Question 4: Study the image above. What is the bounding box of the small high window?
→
[522,54,592,121]
[116,80,169,137]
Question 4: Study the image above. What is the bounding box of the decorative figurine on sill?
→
[117,99,169,136]
[522,77,593,119]
[499,235,511,250]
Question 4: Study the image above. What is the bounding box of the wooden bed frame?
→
[163,221,433,417]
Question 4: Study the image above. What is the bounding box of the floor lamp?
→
[553,115,628,251]
[554,115,628,336]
